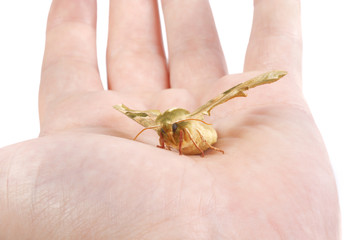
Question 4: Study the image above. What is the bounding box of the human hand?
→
[0,0,340,239]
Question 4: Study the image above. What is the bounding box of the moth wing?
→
[189,70,287,118]
[113,104,161,128]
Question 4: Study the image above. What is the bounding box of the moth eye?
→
[161,128,166,135]
[172,123,178,132]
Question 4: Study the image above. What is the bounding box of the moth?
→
[114,71,287,157]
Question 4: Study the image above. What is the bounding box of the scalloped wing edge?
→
[190,70,287,118]
[113,104,161,128]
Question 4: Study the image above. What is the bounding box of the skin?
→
[0,0,340,239]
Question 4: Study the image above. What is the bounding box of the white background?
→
[0,1,359,239]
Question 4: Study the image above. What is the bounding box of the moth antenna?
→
[133,126,160,140]
[175,118,212,125]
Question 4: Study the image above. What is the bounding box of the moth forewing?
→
[189,70,287,118]
[113,104,160,128]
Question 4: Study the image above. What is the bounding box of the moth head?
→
[159,123,178,144]
[131,121,181,142]
[158,122,178,136]
[133,118,211,141]
[159,119,212,142]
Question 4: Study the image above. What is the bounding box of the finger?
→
[40,0,102,110]
[244,0,302,80]
[162,0,227,92]
[107,0,168,92]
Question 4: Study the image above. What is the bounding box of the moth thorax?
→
[156,108,190,124]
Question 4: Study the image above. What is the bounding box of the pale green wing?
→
[113,104,161,128]
[189,71,287,118]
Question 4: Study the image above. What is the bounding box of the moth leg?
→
[185,128,205,157]
[157,134,165,149]
[205,143,224,154]
[178,129,184,155]
[196,129,224,154]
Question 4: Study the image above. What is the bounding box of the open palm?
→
[0,0,339,239]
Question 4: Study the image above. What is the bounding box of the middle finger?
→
[107,0,168,92]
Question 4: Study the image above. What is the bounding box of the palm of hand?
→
[0,0,339,239]
[19,74,333,239]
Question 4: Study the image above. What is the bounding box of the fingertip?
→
[47,0,97,31]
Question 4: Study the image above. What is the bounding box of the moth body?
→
[155,108,218,155]
[176,121,217,155]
